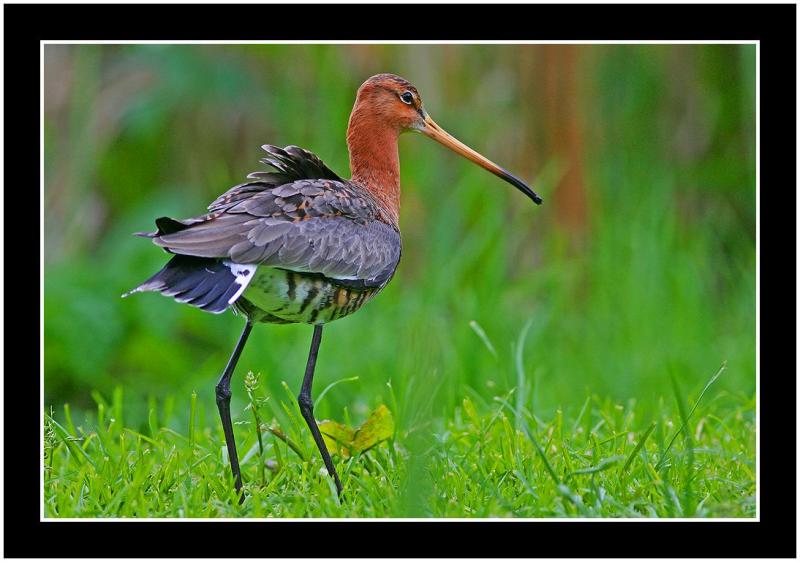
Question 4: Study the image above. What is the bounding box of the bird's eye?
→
[400,91,414,105]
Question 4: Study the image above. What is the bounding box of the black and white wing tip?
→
[122,255,256,314]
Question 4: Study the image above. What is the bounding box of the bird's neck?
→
[347,110,401,227]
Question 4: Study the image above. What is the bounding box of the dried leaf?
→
[352,404,394,453]
[318,404,394,458]
[319,419,354,457]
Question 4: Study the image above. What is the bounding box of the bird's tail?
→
[122,255,254,314]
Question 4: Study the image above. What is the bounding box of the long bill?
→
[419,114,543,205]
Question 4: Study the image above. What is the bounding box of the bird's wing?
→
[140,147,400,288]
[207,144,342,212]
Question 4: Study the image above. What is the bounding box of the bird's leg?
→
[297,324,343,495]
[215,320,253,504]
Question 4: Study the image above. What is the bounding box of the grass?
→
[44,355,755,518]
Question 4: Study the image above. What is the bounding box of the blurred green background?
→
[44,44,755,434]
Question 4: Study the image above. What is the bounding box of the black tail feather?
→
[123,255,241,314]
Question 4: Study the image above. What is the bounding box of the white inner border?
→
[39,39,760,523]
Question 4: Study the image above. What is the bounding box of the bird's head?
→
[352,73,543,205]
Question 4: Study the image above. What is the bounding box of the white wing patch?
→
[224,261,258,304]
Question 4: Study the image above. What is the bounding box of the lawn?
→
[45,360,754,517]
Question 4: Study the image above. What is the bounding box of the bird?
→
[124,73,542,502]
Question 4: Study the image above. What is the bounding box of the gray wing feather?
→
[145,145,399,288]
[260,218,400,286]
[155,204,400,287]
[207,144,341,212]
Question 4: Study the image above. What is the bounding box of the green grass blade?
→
[656,362,726,471]
[621,422,656,473]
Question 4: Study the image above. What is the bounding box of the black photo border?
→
[6,2,795,558]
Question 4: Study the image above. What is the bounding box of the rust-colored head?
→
[347,73,542,225]
[348,74,542,205]
[350,73,426,132]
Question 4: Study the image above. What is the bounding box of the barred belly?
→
[233,267,379,325]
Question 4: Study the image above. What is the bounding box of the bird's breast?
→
[234,267,382,325]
